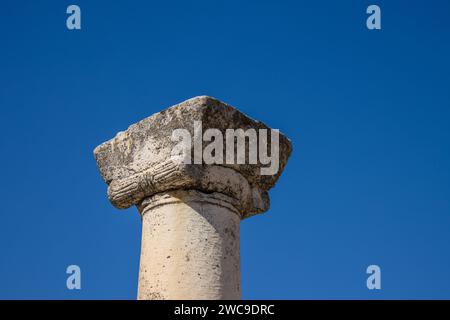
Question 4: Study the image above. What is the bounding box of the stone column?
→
[94,96,292,300]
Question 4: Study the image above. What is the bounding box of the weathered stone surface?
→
[138,190,241,300]
[94,96,292,218]
[94,96,293,300]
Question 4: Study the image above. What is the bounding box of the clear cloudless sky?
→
[1,0,450,299]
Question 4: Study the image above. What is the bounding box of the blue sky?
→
[1,0,450,299]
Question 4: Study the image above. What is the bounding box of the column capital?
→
[94,96,292,218]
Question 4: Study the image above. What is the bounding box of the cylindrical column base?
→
[137,189,241,300]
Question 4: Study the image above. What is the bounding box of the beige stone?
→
[94,96,292,299]
[138,190,240,299]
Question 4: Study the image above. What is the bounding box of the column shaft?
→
[137,190,241,300]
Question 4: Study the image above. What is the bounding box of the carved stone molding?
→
[94,96,293,300]
[94,96,292,218]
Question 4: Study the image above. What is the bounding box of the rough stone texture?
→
[94,96,292,300]
[137,190,240,300]
[94,96,292,218]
